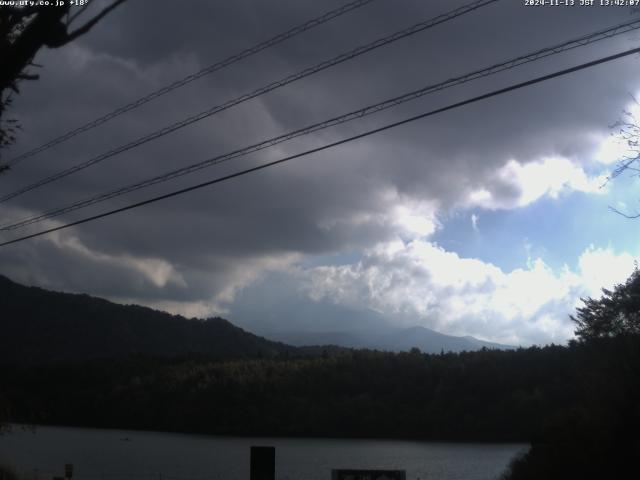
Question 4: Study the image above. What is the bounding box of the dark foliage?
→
[0,275,301,363]
[0,2,126,164]
[0,341,609,442]
[0,1,127,93]
[0,464,20,480]
[571,268,640,341]
[3,337,639,478]
[501,335,640,479]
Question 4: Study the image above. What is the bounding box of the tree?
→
[571,268,640,341]
[0,1,127,167]
[607,101,640,218]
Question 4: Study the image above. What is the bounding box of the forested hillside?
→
[0,275,297,362]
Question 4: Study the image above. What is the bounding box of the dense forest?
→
[2,272,640,479]
[0,344,571,441]
[1,336,639,480]
[1,336,638,442]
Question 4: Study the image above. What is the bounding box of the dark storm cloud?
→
[1,0,639,315]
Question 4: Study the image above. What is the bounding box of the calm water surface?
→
[0,425,526,480]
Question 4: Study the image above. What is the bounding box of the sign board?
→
[332,470,406,480]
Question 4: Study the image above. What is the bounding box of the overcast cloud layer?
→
[2,0,640,345]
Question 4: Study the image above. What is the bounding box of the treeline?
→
[2,336,637,447]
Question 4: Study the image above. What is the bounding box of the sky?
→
[2,0,640,346]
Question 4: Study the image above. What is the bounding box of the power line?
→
[3,17,640,232]
[1,0,378,168]
[2,45,639,248]
[0,0,500,203]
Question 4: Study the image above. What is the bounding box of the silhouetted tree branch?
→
[63,0,126,44]
[571,267,640,341]
[0,1,128,166]
[607,98,640,217]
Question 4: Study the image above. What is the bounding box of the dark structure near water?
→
[332,470,406,480]
[250,446,275,480]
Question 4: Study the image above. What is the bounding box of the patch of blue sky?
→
[433,176,640,273]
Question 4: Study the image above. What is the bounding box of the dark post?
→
[250,446,275,480]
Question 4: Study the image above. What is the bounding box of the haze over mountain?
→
[269,325,515,353]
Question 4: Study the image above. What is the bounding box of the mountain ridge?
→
[0,274,513,364]
[0,274,297,363]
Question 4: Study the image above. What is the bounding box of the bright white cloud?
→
[300,240,637,346]
[465,157,607,210]
[391,199,440,238]
[577,245,636,297]
[594,134,631,165]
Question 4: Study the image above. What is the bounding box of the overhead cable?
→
[2,45,639,247]
[3,17,640,231]
[1,0,379,168]
[0,0,500,202]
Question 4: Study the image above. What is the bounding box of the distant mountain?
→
[272,325,515,353]
[374,325,515,352]
[0,275,298,364]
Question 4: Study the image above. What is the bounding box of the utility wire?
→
[0,0,500,203]
[3,17,640,232]
[2,45,639,248]
[1,0,378,168]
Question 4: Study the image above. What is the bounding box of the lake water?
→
[0,425,526,480]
